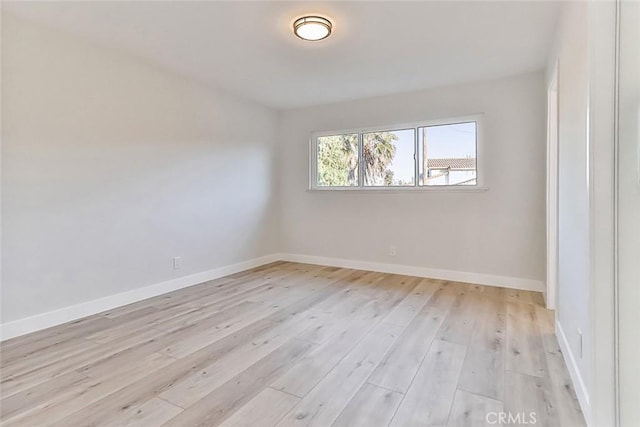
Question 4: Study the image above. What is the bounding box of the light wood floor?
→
[0,262,586,427]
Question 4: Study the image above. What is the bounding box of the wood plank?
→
[152,299,260,333]
[382,278,440,327]
[86,302,201,343]
[98,267,296,318]
[309,271,384,315]
[226,261,288,279]
[45,268,354,427]
[159,311,325,408]
[0,327,167,398]
[436,290,481,345]
[270,314,379,397]
[503,371,560,427]
[0,263,585,427]
[219,388,300,427]
[356,275,422,323]
[0,338,103,380]
[275,321,403,427]
[390,339,467,427]
[294,309,353,345]
[505,301,548,378]
[98,277,236,318]
[535,306,586,426]
[505,289,545,306]
[78,351,175,382]
[422,281,459,311]
[295,274,411,347]
[0,370,88,422]
[298,271,410,342]
[271,274,416,398]
[0,315,120,365]
[98,276,275,332]
[1,351,175,427]
[155,270,345,360]
[157,301,286,359]
[332,383,403,427]
[100,262,315,321]
[160,339,315,427]
[103,398,182,427]
[457,292,506,400]
[368,305,448,393]
[447,389,503,427]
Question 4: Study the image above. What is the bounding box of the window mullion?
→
[312,137,316,189]
[358,132,364,188]
[414,128,419,186]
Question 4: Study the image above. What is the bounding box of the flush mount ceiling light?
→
[293,16,332,41]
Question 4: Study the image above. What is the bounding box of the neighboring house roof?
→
[427,158,475,170]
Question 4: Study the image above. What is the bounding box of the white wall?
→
[278,72,546,286]
[618,1,640,424]
[1,14,280,324]
[586,1,618,426]
[558,2,590,402]
[552,1,593,407]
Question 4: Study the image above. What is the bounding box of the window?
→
[418,122,477,186]
[316,134,359,187]
[310,116,480,190]
[362,129,415,186]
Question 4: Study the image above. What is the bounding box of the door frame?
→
[546,62,559,310]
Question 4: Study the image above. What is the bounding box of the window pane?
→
[418,122,477,186]
[316,134,359,187]
[362,129,415,186]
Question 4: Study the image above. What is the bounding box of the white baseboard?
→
[556,319,592,425]
[0,252,544,342]
[0,254,281,342]
[280,253,545,292]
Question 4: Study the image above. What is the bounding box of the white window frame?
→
[309,114,487,192]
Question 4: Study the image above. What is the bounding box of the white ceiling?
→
[3,1,560,109]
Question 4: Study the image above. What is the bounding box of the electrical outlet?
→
[389,245,397,257]
[173,256,182,270]
[577,328,583,358]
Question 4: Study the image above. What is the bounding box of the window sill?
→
[307,186,489,193]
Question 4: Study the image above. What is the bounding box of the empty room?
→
[1,1,638,426]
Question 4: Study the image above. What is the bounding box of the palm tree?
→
[317,132,397,186]
[362,132,397,185]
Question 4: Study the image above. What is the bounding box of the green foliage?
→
[317,132,398,187]
[383,170,394,186]
[317,134,358,186]
[362,132,398,185]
